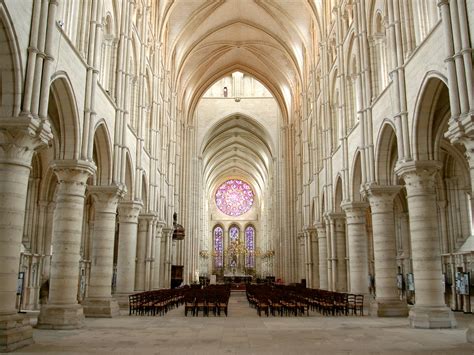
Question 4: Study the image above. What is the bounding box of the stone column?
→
[152,222,164,289]
[309,228,320,289]
[135,215,150,291]
[397,161,456,328]
[342,202,370,297]
[145,217,156,291]
[83,185,124,318]
[364,184,408,317]
[162,227,173,288]
[115,201,142,302]
[298,233,306,284]
[159,230,167,288]
[37,160,96,329]
[327,213,347,292]
[324,216,335,290]
[315,222,328,290]
[468,322,474,343]
[0,121,51,351]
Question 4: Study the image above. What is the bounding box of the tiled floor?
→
[16,292,474,354]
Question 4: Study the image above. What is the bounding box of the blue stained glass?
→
[229,226,239,242]
[214,226,223,268]
[245,226,255,268]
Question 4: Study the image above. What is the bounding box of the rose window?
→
[215,179,254,216]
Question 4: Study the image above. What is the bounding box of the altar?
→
[223,275,252,285]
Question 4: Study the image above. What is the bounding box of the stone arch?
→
[124,149,134,201]
[320,189,326,218]
[412,73,450,161]
[350,150,364,202]
[0,4,22,117]
[375,120,399,185]
[48,73,81,160]
[92,120,112,186]
[141,172,148,212]
[334,175,344,212]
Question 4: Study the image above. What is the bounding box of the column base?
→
[409,306,457,329]
[36,304,85,329]
[370,298,408,317]
[83,298,120,318]
[0,314,34,352]
[467,322,474,343]
[113,293,133,310]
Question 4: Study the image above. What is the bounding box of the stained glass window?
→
[213,226,223,268]
[215,179,254,216]
[229,225,239,242]
[245,225,255,268]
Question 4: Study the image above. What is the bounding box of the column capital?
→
[395,160,442,194]
[0,115,52,167]
[324,212,345,222]
[314,221,326,236]
[162,226,173,237]
[341,201,369,224]
[363,183,402,212]
[138,213,158,223]
[51,160,96,197]
[341,201,368,213]
[51,159,96,182]
[88,184,125,212]
[118,200,143,223]
[155,221,165,238]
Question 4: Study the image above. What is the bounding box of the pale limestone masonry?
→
[364,184,408,317]
[82,185,124,318]
[341,202,370,298]
[0,0,473,351]
[36,160,96,330]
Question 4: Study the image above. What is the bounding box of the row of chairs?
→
[300,288,364,316]
[246,285,309,316]
[129,288,187,316]
[184,285,231,317]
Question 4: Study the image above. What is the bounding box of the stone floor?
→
[14,292,474,355]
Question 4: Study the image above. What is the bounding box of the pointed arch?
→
[375,120,398,185]
[412,72,450,161]
[350,150,364,202]
[124,149,134,201]
[334,175,344,212]
[0,4,22,117]
[48,72,81,160]
[141,172,148,210]
[92,120,112,186]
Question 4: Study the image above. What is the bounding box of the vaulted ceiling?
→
[157,0,322,123]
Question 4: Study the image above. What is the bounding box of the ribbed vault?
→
[201,114,273,200]
[157,0,322,123]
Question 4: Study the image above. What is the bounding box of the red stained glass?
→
[215,179,254,216]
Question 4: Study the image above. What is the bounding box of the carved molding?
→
[0,116,52,167]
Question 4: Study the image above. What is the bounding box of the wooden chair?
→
[256,296,269,317]
[194,294,207,316]
[269,296,283,316]
[354,294,364,315]
[217,295,229,316]
[184,295,195,316]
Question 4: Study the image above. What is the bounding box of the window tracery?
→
[215,179,254,216]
